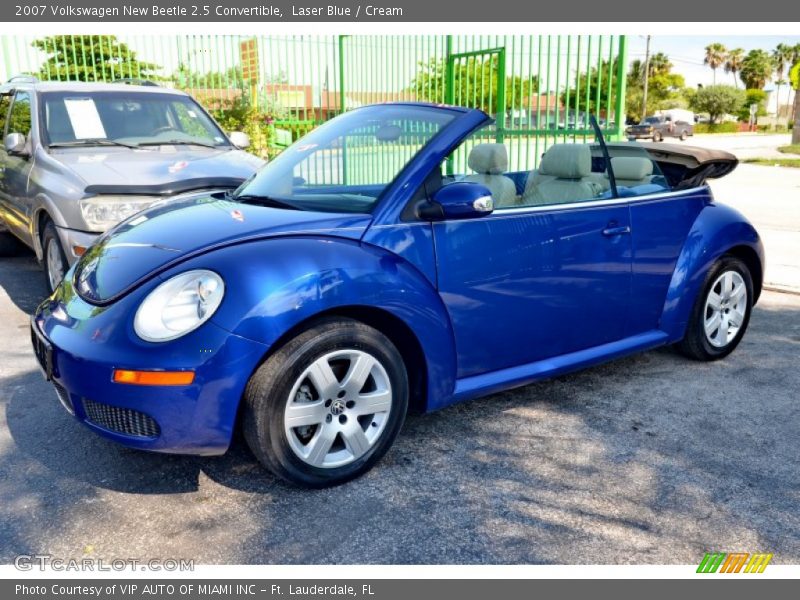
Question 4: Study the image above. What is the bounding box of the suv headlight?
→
[134,270,225,342]
[80,195,160,232]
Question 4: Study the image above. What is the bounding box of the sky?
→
[627,36,800,90]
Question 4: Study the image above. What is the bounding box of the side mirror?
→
[229,131,250,149]
[5,132,27,155]
[419,181,494,220]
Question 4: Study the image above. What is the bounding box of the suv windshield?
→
[234,104,458,214]
[40,90,230,148]
[642,116,662,124]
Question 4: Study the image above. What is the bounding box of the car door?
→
[0,92,15,231]
[0,90,35,241]
[434,200,632,379]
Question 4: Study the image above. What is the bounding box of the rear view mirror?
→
[5,132,27,155]
[229,131,250,149]
[419,181,494,220]
[375,124,402,142]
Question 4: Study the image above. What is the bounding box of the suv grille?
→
[82,398,160,438]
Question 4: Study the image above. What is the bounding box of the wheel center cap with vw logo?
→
[331,399,346,416]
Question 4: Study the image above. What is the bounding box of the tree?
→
[559,57,622,118]
[409,56,538,115]
[791,61,800,143]
[724,48,745,88]
[772,43,793,120]
[690,85,745,123]
[625,54,689,122]
[740,49,773,90]
[32,35,160,82]
[736,88,768,121]
[704,43,727,85]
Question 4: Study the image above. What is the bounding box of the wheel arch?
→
[659,202,765,340]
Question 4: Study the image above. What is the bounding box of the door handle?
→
[602,224,631,237]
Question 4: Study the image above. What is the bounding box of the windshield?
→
[40,90,230,148]
[234,104,458,213]
[642,116,662,124]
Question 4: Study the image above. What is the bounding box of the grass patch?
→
[778,144,800,155]
[744,158,800,168]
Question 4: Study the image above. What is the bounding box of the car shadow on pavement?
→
[0,251,49,314]
[2,296,799,563]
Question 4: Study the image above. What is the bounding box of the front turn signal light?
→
[112,369,195,386]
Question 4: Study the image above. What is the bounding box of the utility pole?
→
[641,35,651,121]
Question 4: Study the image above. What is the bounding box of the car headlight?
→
[134,270,225,342]
[80,195,160,232]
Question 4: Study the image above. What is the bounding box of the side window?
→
[602,144,671,198]
[0,94,11,138]
[7,92,32,139]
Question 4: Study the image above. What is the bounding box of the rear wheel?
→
[41,220,67,292]
[677,256,753,361]
[242,317,409,487]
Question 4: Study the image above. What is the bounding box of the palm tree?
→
[724,48,745,88]
[772,43,793,120]
[704,43,727,84]
[648,52,672,77]
[740,49,773,90]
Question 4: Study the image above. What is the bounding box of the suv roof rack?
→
[7,74,39,84]
[112,78,159,87]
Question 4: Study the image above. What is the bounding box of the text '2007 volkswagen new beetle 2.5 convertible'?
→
[33,103,763,487]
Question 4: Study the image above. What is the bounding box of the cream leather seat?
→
[463,143,518,208]
[522,144,602,206]
[606,156,654,188]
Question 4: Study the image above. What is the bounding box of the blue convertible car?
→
[33,103,763,487]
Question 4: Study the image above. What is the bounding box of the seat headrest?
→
[538,144,592,179]
[608,156,653,180]
[468,143,509,175]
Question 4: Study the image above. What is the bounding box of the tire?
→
[242,317,409,487]
[41,220,67,293]
[652,131,663,142]
[676,255,753,361]
[679,129,688,141]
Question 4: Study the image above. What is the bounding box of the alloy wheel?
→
[704,270,747,348]
[284,349,393,468]
[46,238,66,291]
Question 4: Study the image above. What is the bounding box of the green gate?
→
[0,34,627,163]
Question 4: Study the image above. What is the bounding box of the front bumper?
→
[32,282,268,455]
[626,131,653,140]
[55,227,100,265]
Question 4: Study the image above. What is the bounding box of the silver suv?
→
[0,77,265,291]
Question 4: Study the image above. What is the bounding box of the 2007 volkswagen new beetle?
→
[32,103,764,487]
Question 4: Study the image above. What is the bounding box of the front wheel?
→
[679,129,689,141]
[652,131,663,142]
[42,220,67,292]
[677,256,753,361]
[242,317,409,487]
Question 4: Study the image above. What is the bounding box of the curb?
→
[763,284,800,296]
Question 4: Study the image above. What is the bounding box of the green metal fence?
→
[0,34,627,165]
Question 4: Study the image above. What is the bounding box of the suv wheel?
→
[679,129,689,141]
[652,131,663,142]
[42,221,67,292]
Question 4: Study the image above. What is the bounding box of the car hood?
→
[52,147,265,194]
[73,195,372,304]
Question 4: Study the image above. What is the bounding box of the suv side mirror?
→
[229,131,250,149]
[5,132,27,155]
[419,181,494,220]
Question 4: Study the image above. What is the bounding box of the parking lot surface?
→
[1,254,798,564]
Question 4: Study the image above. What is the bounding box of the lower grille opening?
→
[53,382,74,415]
[82,398,161,438]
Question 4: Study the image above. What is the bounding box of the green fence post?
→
[613,35,628,140]
[496,48,506,143]
[445,35,454,105]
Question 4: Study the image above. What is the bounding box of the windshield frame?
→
[232,103,467,215]
[37,89,232,150]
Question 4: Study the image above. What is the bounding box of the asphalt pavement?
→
[0,253,798,564]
